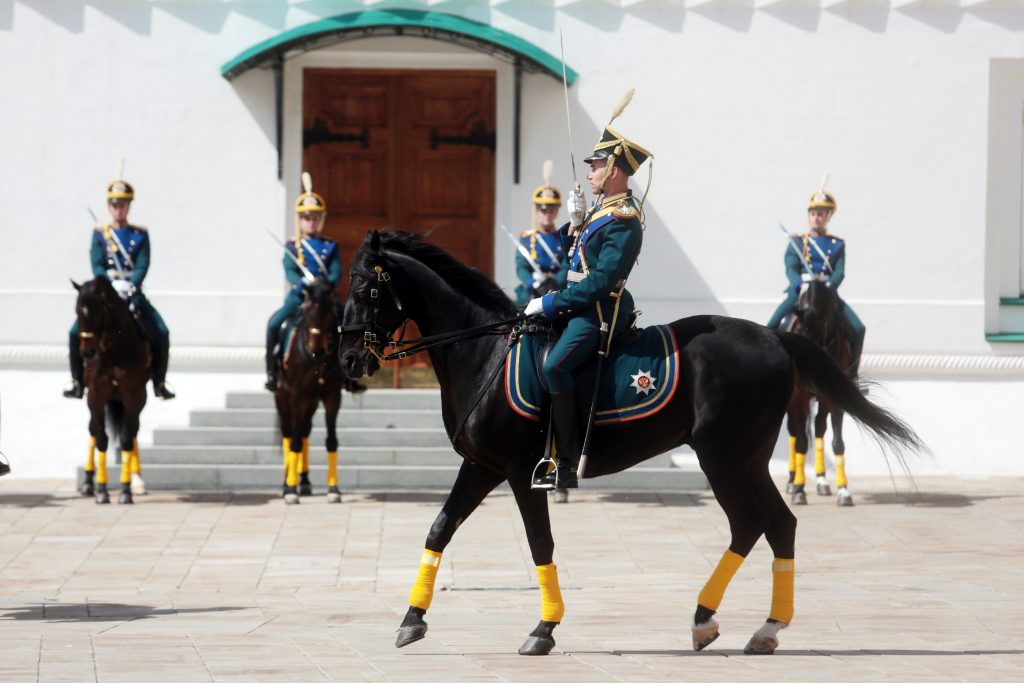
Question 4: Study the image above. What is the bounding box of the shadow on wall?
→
[228,67,278,150]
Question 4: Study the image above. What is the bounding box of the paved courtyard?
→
[1,475,1022,682]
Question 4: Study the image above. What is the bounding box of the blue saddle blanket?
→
[505,324,681,425]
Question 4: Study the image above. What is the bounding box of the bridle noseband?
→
[344,257,406,364]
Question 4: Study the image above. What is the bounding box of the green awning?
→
[221,9,577,84]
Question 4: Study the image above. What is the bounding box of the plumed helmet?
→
[532,160,561,206]
[583,126,652,177]
[808,173,836,214]
[295,171,327,214]
[107,179,135,201]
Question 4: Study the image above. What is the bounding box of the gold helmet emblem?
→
[808,173,836,214]
[107,179,134,201]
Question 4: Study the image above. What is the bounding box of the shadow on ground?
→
[858,492,1022,508]
[604,648,1024,657]
[0,493,84,508]
[589,492,708,508]
[0,604,246,623]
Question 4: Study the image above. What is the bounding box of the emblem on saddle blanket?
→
[505,325,679,425]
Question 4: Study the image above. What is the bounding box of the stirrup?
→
[62,380,84,399]
[531,457,557,491]
[154,382,176,400]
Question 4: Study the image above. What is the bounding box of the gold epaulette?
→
[519,228,536,239]
[611,200,639,221]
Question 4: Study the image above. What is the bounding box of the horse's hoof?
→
[519,635,555,656]
[130,473,147,496]
[396,624,427,648]
[326,491,342,504]
[816,481,832,497]
[118,492,133,505]
[284,493,300,505]
[95,491,110,505]
[553,489,569,504]
[785,481,795,494]
[692,618,720,651]
[837,488,854,507]
[744,621,785,655]
[80,484,94,497]
[791,490,807,505]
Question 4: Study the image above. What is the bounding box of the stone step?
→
[225,389,442,411]
[189,408,440,429]
[137,446,676,468]
[79,464,707,492]
[152,427,452,447]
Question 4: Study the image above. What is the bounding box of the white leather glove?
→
[567,187,586,228]
[302,274,315,286]
[531,271,546,285]
[111,279,135,300]
[524,297,544,317]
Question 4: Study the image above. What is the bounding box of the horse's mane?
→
[376,232,518,316]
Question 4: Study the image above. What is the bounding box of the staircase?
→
[84,389,707,492]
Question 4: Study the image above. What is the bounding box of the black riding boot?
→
[151,340,175,400]
[541,393,580,489]
[264,342,278,392]
[63,336,84,399]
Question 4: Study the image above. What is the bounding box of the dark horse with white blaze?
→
[271,276,346,505]
[786,280,862,507]
[72,276,150,504]
[339,231,920,656]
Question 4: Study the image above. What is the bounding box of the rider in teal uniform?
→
[64,178,174,400]
[514,165,568,306]
[264,175,342,391]
[524,125,652,489]
[766,188,866,365]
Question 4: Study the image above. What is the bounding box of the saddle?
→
[506,324,681,426]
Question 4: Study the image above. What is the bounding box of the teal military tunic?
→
[538,191,643,394]
[266,236,343,352]
[514,229,568,306]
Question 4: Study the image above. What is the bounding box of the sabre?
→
[777,223,816,278]
[264,228,315,281]
[498,223,543,275]
[559,31,580,195]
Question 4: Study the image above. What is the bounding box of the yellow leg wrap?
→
[281,438,289,471]
[285,451,299,487]
[794,453,806,486]
[409,549,443,610]
[835,454,848,488]
[536,563,565,623]
[787,436,796,474]
[85,437,96,472]
[327,451,338,487]
[769,558,795,624]
[131,440,140,474]
[697,549,745,612]
[96,452,108,485]
[120,451,132,484]
[814,438,826,477]
[301,438,310,474]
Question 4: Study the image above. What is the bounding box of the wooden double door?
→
[302,67,496,296]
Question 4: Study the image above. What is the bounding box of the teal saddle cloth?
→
[504,324,681,425]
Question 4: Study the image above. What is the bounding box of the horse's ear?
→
[71,278,81,292]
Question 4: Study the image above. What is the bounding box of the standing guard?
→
[264,172,342,392]
[64,177,174,400]
[766,184,866,364]
[523,95,652,490]
[514,161,568,306]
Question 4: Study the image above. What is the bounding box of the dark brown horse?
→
[72,277,150,504]
[271,277,346,504]
[338,231,921,656]
[786,280,861,506]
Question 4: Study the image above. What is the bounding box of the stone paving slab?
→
[1,476,1023,682]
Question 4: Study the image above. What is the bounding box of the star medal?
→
[630,370,657,396]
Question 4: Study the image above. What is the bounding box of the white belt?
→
[567,270,587,283]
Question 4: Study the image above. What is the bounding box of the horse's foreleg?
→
[118,415,141,504]
[323,392,341,503]
[507,471,562,656]
[786,403,810,504]
[130,439,146,496]
[396,460,504,649]
[299,436,312,496]
[813,407,831,496]
[81,436,96,496]
[831,412,853,506]
[89,409,110,504]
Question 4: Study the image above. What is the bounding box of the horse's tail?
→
[105,400,126,454]
[776,331,925,465]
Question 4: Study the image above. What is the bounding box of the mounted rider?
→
[523,95,652,490]
[64,178,175,400]
[264,172,342,392]
[514,161,568,306]
[766,184,866,366]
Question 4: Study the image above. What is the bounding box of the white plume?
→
[608,87,635,125]
[301,171,313,194]
[818,171,830,191]
[542,160,553,185]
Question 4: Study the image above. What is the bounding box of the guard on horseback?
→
[264,173,342,392]
[766,185,866,368]
[64,178,174,400]
[524,104,652,490]
[514,161,568,306]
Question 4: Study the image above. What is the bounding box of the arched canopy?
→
[221,9,578,84]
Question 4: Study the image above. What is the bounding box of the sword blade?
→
[559,31,578,191]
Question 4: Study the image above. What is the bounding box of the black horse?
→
[72,277,150,504]
[339,231,920,656]
[271,277,348,504]
[786,280,861,506]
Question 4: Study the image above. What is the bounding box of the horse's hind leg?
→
[787,398,810,505]
[831,411,853,506]
[299,436,312,496]
[323,391,342,503]
[507,471,563,656]
[81,436,96,496]
[118,413,141,504]
[396,460,504,649]
[813,405,832,497]
[130,439,146,496]
[745,455,799,655]
[690,454,769,651]
[89,408,110,504]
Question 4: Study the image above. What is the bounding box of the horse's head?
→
[340,231,407,378]
[72,277,119,358]
[299,276,338,359]
[795,279,839,346]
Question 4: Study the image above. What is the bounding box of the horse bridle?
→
[344,257,406,365]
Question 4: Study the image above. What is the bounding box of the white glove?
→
[531,271,546,285]
[567,187,586,228]
[111,279,135,300]
[524,297,544,317]
[302,274,315,286]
